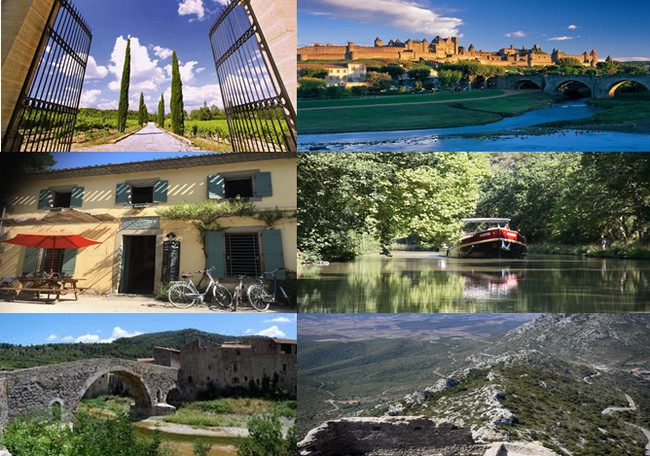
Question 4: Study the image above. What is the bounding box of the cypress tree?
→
[117,38,131,132]
[138,92,147,126]
[170,50,184,135]
[157,94,165,127]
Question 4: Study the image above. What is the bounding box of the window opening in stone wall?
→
[280,343,293,354]
[225,177,254,198]
[131,185,154,204]
[52,191,72,208]
[39,249,65,274]
[225,233,260,276]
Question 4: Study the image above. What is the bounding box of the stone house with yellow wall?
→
[0,152,296,295]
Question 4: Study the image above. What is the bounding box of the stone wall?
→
[0,358,179,427]
[298,416,475,456]
[180,338,297,399]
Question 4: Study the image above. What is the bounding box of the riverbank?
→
[298,91,554,134]
[528,243,650,260]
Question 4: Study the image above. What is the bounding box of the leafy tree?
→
[437,69,462,89]
[137,92,147,126]
[380,65,405,80]
[556,57,583,67]
[117,39,131,132]
[297,77,327,98]
[407,68,431,83]
[364,71,392,91]
[326,85,345,99]
[299,67,329,79]
[236,415,296,456]
[170,50,184,135]
[157,94,164,126]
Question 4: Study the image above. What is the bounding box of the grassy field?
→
[298,91,556,134]
[537,92,650,133]
[298,90,504,109]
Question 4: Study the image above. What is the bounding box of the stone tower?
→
[590,49,598,67]
[374,37,383,47]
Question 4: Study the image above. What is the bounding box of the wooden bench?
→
[0,286,80,302]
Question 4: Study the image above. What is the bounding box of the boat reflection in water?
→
[446,218,527,259]
[457,268,523,300]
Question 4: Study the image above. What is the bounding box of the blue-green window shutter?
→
[254,172,272,197]
[70,187,84,208]
[22,247,40,273]
[205,231,225,278]
[153,180,168,203]
[61,249,77,275]
[116,183,130,205]
[207,174,224,199]
[262,229,285,279]
[38,189,52,209]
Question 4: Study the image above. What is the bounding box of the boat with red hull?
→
[446,218,527,259]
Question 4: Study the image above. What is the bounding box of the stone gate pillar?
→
[1,0,58,142]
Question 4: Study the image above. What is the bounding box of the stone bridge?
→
[495,74,650,98]
[0,358,180,428]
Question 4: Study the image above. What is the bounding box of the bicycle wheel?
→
[211,284,233,310]
[168,284,197,309]
[247,284,271,311]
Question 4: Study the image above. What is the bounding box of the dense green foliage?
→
[235,415,296,456]
[0,329,233,370]
[117,39,131,132]
[477,152,650,245]
[157,94,164,126]
[298,152,490,260]
[170,50,184,135]
[137,92,148,126]
[299,67,329,79]
[1,413,163,456]
[188,101,225,122]
[75,108,139,133]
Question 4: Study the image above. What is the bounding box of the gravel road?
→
[79,123,200,152]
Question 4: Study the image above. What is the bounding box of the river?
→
[135,423,239,456]
[298,252,649,313]
[298,99,649,151]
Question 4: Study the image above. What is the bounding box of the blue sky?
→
[75,0,228,112]
[0,313,297,345]
[298,0,650,61]
[51,152,215,169]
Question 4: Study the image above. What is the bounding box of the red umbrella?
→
[2,231,102,277]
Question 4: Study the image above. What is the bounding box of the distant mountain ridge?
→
[0,329,263,371]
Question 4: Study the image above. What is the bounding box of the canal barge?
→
[446,218,527,259]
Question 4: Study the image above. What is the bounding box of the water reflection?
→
[298,253,649,313]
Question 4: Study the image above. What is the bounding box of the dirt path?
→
[602,394,636,414]
[78,123,200,151]
[299,90,520,112]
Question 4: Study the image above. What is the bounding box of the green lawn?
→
[298,92,557,134]
[298,90,505,109]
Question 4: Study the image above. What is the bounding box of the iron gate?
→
[2,0,91,152]
[209,0,297,152]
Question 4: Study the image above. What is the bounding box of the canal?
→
[298,252,650,313]
[297,98,649,151]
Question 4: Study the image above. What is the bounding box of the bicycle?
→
[246,267,291,311]
[167,267,233,310]
[231,275,255,312]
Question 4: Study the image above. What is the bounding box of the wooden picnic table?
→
[2,277,84,302]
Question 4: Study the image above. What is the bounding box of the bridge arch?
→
[554,79,592,98]
[513,79,541,90]
[606,79,649,97]
[78,367,153,414]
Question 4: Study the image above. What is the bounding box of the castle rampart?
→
[298,37,598,68]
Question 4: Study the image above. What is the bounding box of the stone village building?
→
[0,153,297,294]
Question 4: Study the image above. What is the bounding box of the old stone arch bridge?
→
[0,358,180,428]
[494,74,650,98]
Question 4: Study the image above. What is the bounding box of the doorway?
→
[120,236,156,293]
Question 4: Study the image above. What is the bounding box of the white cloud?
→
[178,0,205,20]
[75,333,101,343]
[568,24,578,30]
[301,0,462,36]
[80,89,102,107]
[61,336,75,343]
[98,100,118,110]
[107,35,168,93]
[86,56,108,78]
[548,36,573,41]
[47,334,58,342]
[613,56,650,62]
[152,45,173,60]
[245,328,254,334]
[196,67,206,74]
[111,326,143,340]
[166,83,224,111]
[256,325,286,338]
[505,31,525,38]
[264,316,295,324]
[180,61,199,83]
